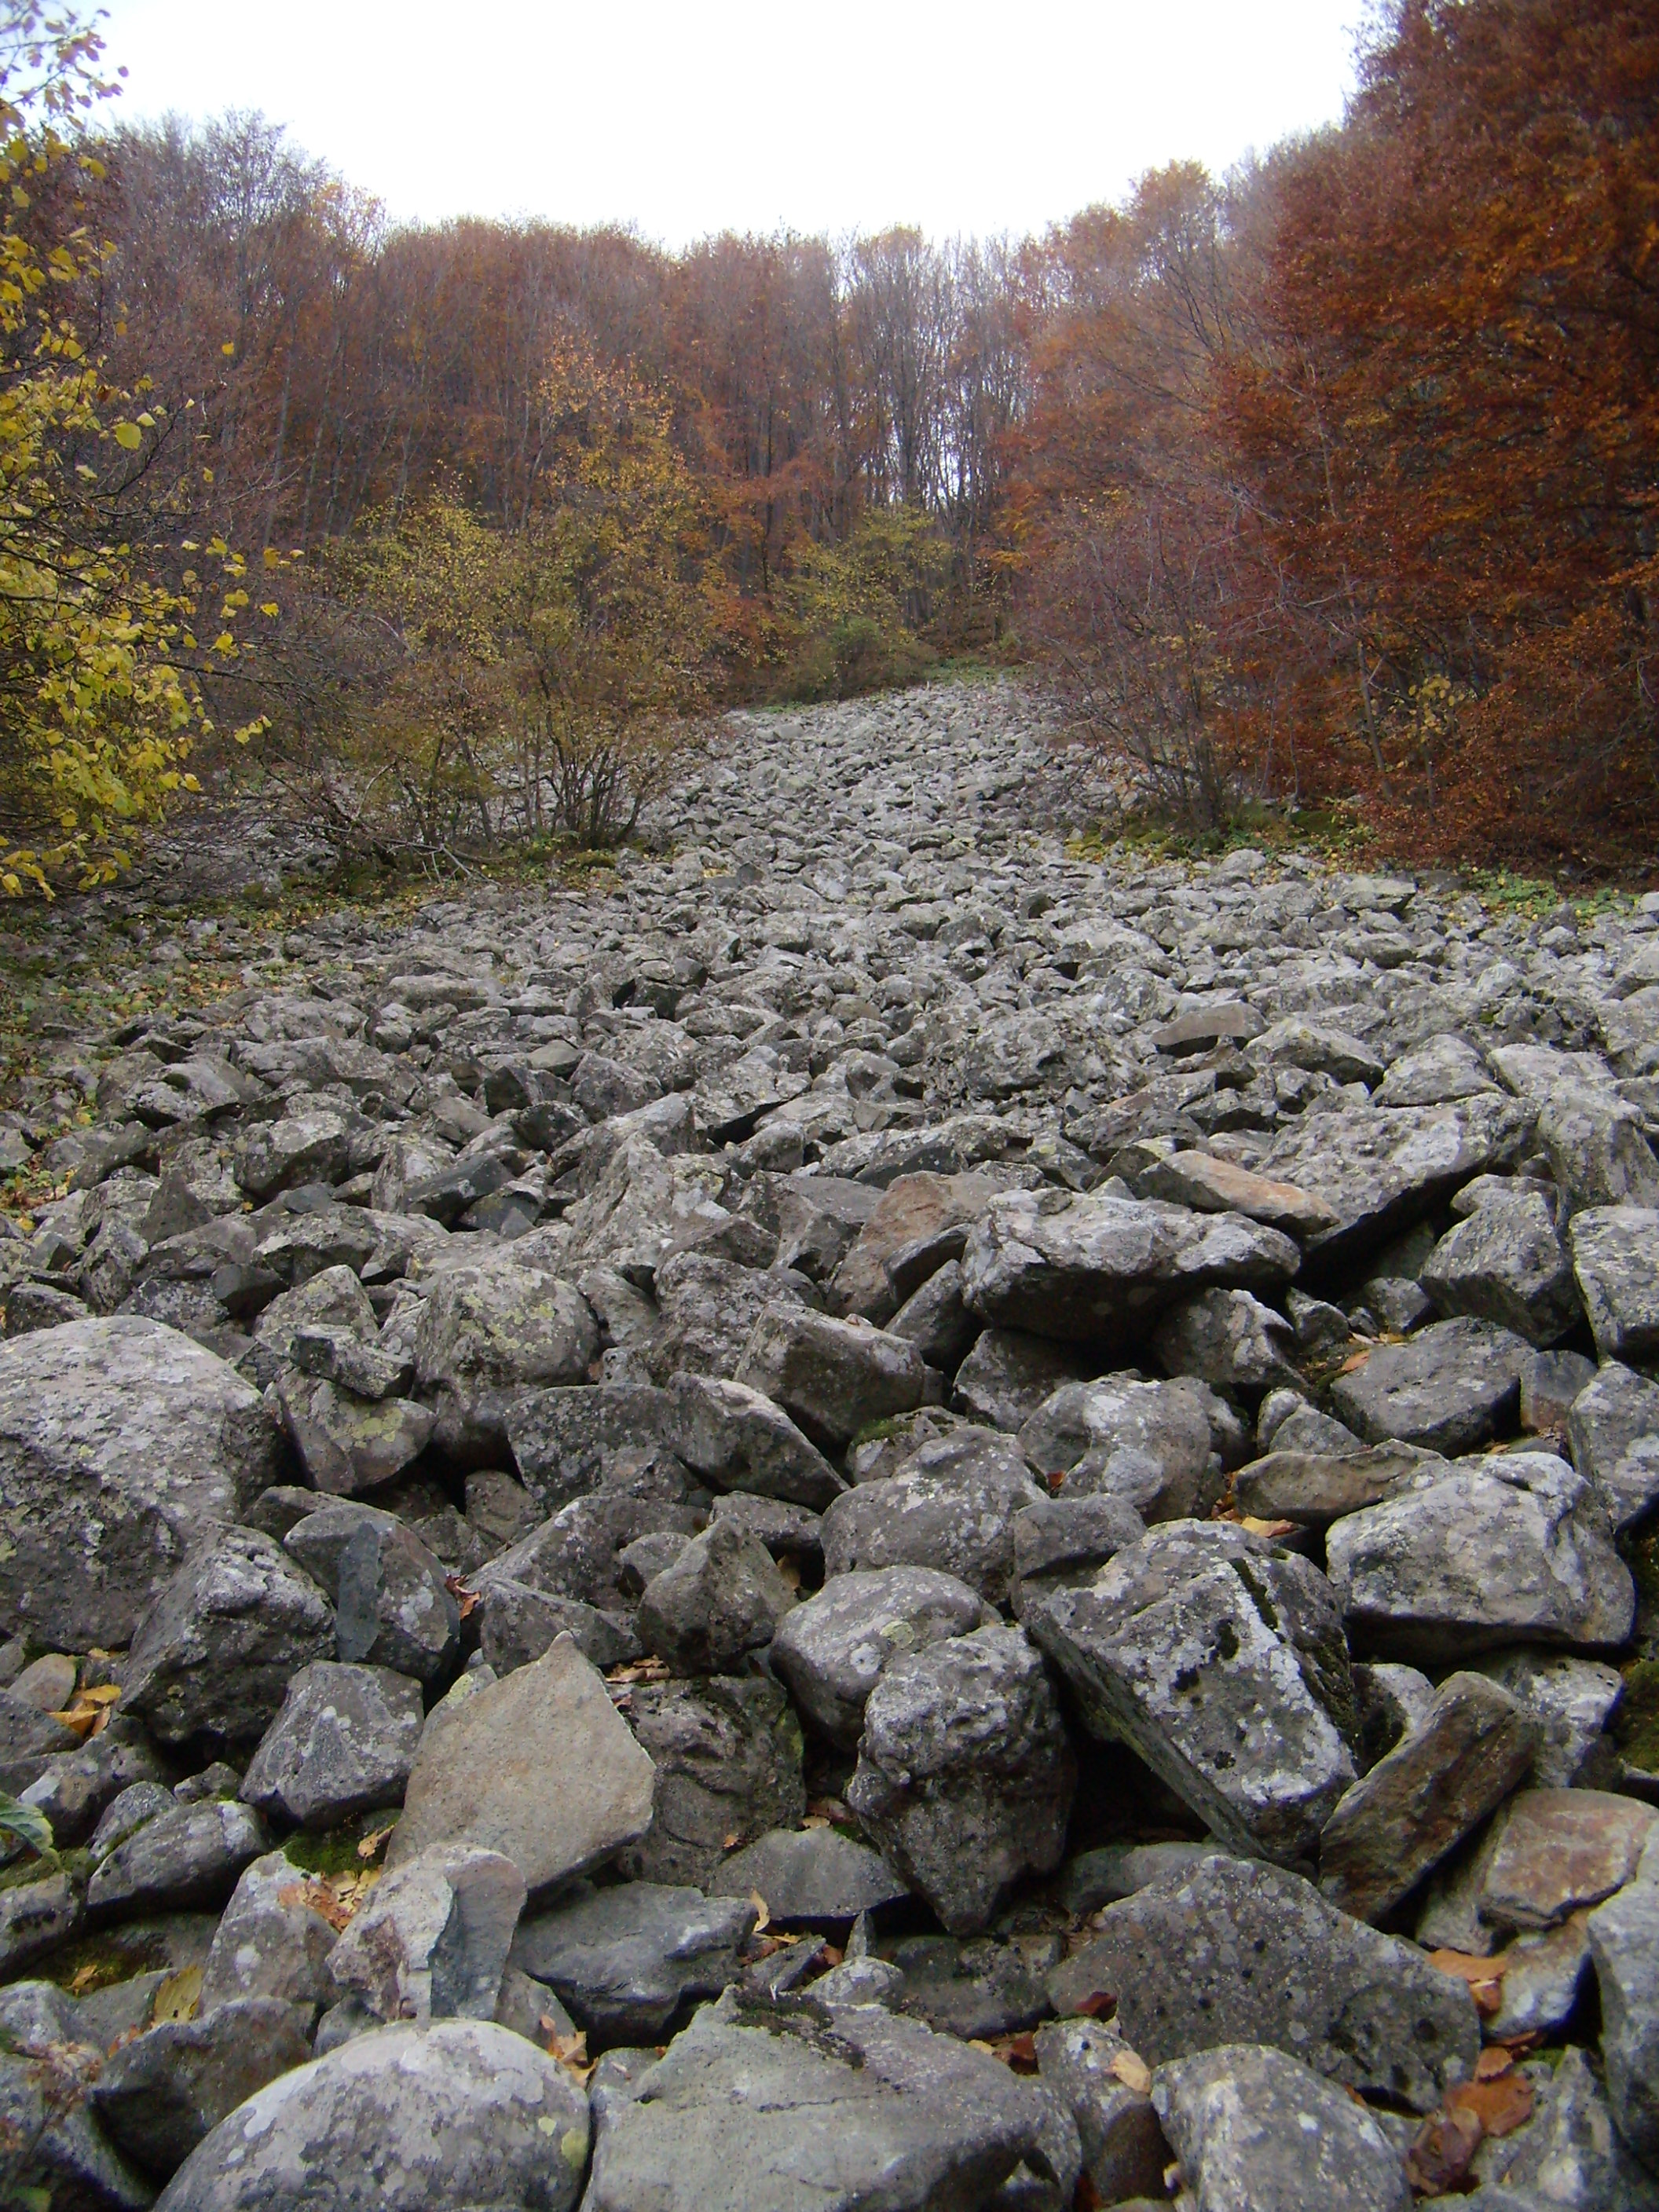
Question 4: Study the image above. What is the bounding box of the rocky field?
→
[4,676,1659,2209]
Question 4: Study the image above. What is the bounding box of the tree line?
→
[0,0,1651,887]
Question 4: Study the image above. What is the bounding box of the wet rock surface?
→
[7,683,1659,2203]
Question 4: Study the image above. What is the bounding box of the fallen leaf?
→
[750,1891,771,1934]
[991,2031,1039,2072]
[1428,1947,1506,2015]
[1339,1346,1373,1374]
[1109,2049,1152,2095]
[444,1573,480,1621]
[68,1963,100,1996]
[1449,2070,1533,2138]
[356,1822,395,1862]
[544,2026,594,2086]
[775,1556,802,1591]
[1474,2046,1514,2080]
[819,1943,843,1967]
[1239,1515,1298,1539]
[1074,1990,1117,2020]
[152,1965,201,2025]
[1405,2104,1484,2196]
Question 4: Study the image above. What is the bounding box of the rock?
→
[1375,1034,1496,1108]
[0,1869,82,1978]
[510,1880,756,2043]
[1149,1286,1298,1390]
[234,1108,350,1198]
[953,1328,1091,1431]
[1027,1523,1357,1864]
[644,1251,814,1385]
[90,1995,313,2180]
[9,1650,77,1712]
[635,1519,796,1674]
[1486,1914,1595,2042]
[1570,1205,1659,1361]
[734,1303,927,1448]
[1034,2016,1170,2204]
[709,1826,909,1921]
[846,1621,1075,1936]
[1589,1874,1659,2178]
[960,1188,1300,1342]
[1135,1148,1337,1236]
[819,1431,1048,1604]
[122,1526,336,1748]
[888,1256,981,1369]
[199,1848,342,2014]
[617,1673,805,1888]
[328,1846,526,2023]
[580,1984,1071,2212]
[477,1577,639,1674]
[18,1726,170,1848]
[88,1796,269,1917]
[1009,1495,1147,1617]
[92,1779,180,1861]
[284,1503,460,1684]
[1421,1188,1581,1346]
[386,1637,655,1892]
[0,1979,152,2210]
[0,1689,79,1793]
[771,1564,993,1746]
[273,1368,435,1496]
[239,1661,424,1828]
[664,1371,845,1510]
[1568,1360,1659,1532]
[1055,1839,1218,1915]
[705,1491,822,1563]
[1317,1672,1540,1922]
[503,1379,673,1513]
[1329,1317,1530,1452]
[1478,2044,1659,2212]
[771,1171,884,1282]
[1472,1647,1624,1789]
[1052,1853,1478,2113]
[412,1249,599,1457]
[152,2019,591,2211]
[1325,1452,1635,1662]
[1233,1442,1422,1529]
[883,1930,1057,2039]
[0,1316,284,1647]
[1019,1374,1230,1522]
[1481,1788,1655,1929]
[1152,2042,1411,2212]
[1260,1097,1533,1273]
[829,1170,1008,1324]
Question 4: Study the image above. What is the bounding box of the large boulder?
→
[413,1249,599,1457]
[152,2020,591,2211]
[734,1304,928,1448]
[122,1527,335,1748]
[847,1621,1075,1935]
[0,1317,284,1647]
[1572,1205,1659,1361]
[1420,1187,1580,1346]
[1325,1451,1635,1662]
[90,1996,313,2182]
[1027,1522,1357,1864]
[1568,1360,1659,1532]
[284,1503,460,1684]
[635,1520,796,1675]
[239,1661,425,1829]
[510,1881,756,2043]
[960,1189,1299,1343]
[663,1372,845,1511]
[618,1674,805,1888]
[327,1846,526,2025]
[1020,1374,1232,1522]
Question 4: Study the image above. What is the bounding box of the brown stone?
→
[1137,1150,1338,1238]
[1480,1788,1656,1931]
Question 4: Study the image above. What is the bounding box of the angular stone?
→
[888,1258,980,1369]
[1051,1853,1478,2114]
[87,1797,269,1917]
[1233,1443,1423,1529]
[1035,2016,1170,2204]
[1472,1647,1624,1789]
[17,1727,170,1848]
[771,1172,883,1283]
[617,1674,804,1888]
[1018,1375,1229,1527]
[154,2019,591,2212]
[1589,1873,1659,2177]
[1478,2043,1659,2212]
[1421,1189,1580,1347]
[0,1870,82,1979]
[240,1661,424,1828]
[709,1826,908,1921]
[503,1379,673,1513]
[413,1248,599,1456]
[1570,1205,1659,1361]
[477,1578,639,1675]
[1487,1914,1595,2042]
[819,1432,1047,1604]
[643,1251,813,1386]
[1250,1017,1387,1088]
[510,1880,756,2043]
[386,1638,655,1891]
[1317,1672,1540,1922]
[199,1848,342,2015]
[829,1169,1008,1324]
[581,1983,1070,2212]
[847,1622,1075,1936]
[328,1845,526,2024]
[123,1526,335,1747]
[960,1188,1299,1343]
[664,1371,845,1510]
[1329,1318,1530,1453]
[0,1316,283,1648]
[1149,1287,1298,1390]
[952,1327,1091,1432]
[734,1303,927,1448]
[90,1995,312,2181]
[771,1564,993,1746]
[1325,1452,1635,1663]
[1568,1360,1659,1532]
[284,1503,460,1683]
[1137,1148,1336,1238]
[1009,1495,1146,1617]
[0,1690,79,1794]
[1027,1523,1357,1865]
[273,1368,435,1496]
[0,1979,152,2210]
[1152,2042,1411,2212]
[1374,1034,1496,1108]
[1481,1788,1655,1930]
[635,1520,796,1675]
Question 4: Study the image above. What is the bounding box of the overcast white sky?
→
[94,1,1364,245]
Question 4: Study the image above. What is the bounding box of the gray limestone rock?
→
[847,1622,1075,1936]
[664,1370,845,1510]
[152,2019,591,2212]
[1152,2042,1411,2212]
[1478,2045,1659,2212]
[88,1796,270,1917]
[953,1328,1092,1432]
[503,1379,673,1513]
[1329,1317,1532,1453]
[386,1637,655,1891]
[734,1302,928,1448]
[635,1518,797,1674]
[199,1848,342,2015]
[1009,1495,1147,1617]
[1568,1360,1659,1532]
[1421,1188,1581,1346]
[273,1368,435,1497]
[239,1661,424,1828]
[1471,1646,1624,1789]
[1027,1522,1357,1865]
[1570,1204,1659,1361]
[1034,2016,1170,2204]
[709,1826,909,1921]
[123,1526,336,1748]
[1325,1452,1635,1662]
[1590,1873,1659,2177]
[510,1880,756,2043]
[284,1502,460,1684]
[1018,1374,1229,1522]
[617,1672,805,1889]
[91,1996,313,2181]
[771,1563,994,1746]
[476,1577,639,1674]
[1148,1285,1298,1390]
[820,1432,1048,1604]
[0,1316,284,1648]
[328,1845,526,2024]
[413,1248,599,1457]
[1052,1853,1478,2114]
[0,1979,152,2211]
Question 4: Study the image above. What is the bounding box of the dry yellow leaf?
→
[1110,2049,1153,2095]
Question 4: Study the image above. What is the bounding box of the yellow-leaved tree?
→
[0,3,262,892]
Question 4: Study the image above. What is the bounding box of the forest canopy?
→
[0,0,1651,883]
